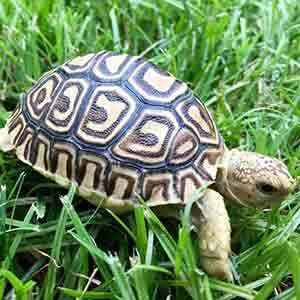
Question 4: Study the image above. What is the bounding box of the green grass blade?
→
[287,242,300,299]
[209,278,256,299]
[143,205,177,264]
[203,277,213,300]
[0,268,35,300]
[134,206,148,263]
[255,258,289,300]
[145,230,154,266]
[43,183,76,300]
[108,255,136,300]
[106,209,136,242]
[2,204,36,270]
[58,287,113,299]
[59,187,112,283]
[0,186,7,263]
[110,7,121,50]
[131,267,150,300]
[129,264,172,276]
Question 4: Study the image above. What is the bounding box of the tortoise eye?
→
[256,183,277,194]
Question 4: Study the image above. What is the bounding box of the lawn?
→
[0,0,300,299]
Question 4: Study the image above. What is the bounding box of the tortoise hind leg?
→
[192,189,232,281]
[0,127,14,152]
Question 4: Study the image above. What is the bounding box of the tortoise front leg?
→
[192,189,232,281]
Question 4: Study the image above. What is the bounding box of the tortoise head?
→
[216,149,294,208]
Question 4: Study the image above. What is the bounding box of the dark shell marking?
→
[7,51,224,207]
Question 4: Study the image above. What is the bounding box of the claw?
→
[201,256,233,282]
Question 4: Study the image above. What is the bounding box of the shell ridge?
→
[24,69,66,124]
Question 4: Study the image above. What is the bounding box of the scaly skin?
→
[216,149,294,208]
[192,189,232,281]
[198,148,294,280]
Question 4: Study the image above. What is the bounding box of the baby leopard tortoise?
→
[0,51,294,281]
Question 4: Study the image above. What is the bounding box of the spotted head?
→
[216,149,294,208]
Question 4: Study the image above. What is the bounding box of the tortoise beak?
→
[268,177,295,209]
[282,176,295,196]
[288,177,297,194]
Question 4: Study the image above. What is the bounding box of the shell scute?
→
[76,85,137,145]
[8,113,26,146]
[195,148,224,182]
[26,72,64,121]
[106,164,141,200]
[176,168,205,203]
[143,172,179,206]
[15,126,34,162]
[91,51,136,81]
[168,127,199,165]
[112,110,179,164]
[77,151,108,195]
[45,78,90,133]
[127,61,188,104]
[62,53,97,73]
[176,96,219,145]
[50,142,77,181]
[29,133,50,171]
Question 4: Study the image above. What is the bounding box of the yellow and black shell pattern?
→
[6,51,224,210]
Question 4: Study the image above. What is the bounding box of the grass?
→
[0,0,300,299]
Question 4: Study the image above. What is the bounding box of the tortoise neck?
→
[216,150,248,207]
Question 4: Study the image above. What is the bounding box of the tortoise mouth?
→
[226,182,293,209]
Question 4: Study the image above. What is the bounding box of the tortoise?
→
[0,51,294,281]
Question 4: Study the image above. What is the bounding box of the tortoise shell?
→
[7,51,224,211]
